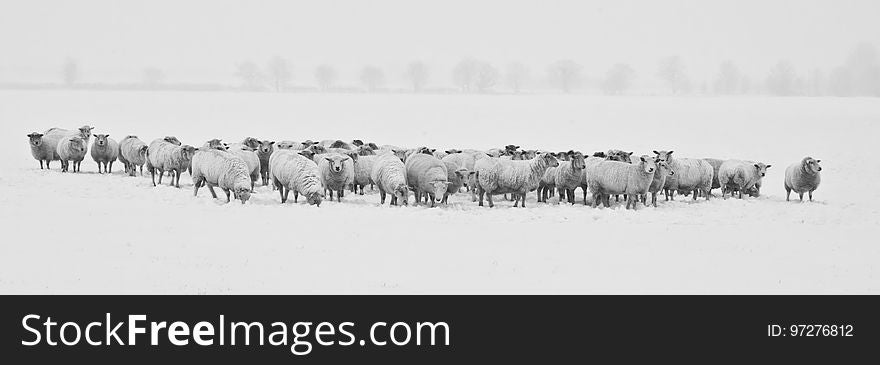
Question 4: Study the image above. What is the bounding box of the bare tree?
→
[235,61,264,91]
[766,60,796,96]
[142,67,165,88]
[453,57,480,92]
[360,66,385,92]
[505,62,530,93]
[474,62,500,93]
[843,43,880,96]
[713,61,741,95]
[266,56,292,92]
[315,64,337,91]
[405,61,429,93]
[601,63,635,95]
[547,59,582,93]
[657,56,689,94]
[62,58,79,87]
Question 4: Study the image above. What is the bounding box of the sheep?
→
[475,152,559,208]
[536,165,557,203]
[56,136,87,173]
[191,149,253,204]
[640,159,675,207]
[703,158,725,193]
[224,143,262,190]
[717,160,771,199]
[554,151,588,205]
[371,152,410,206]
[146,139,197,188]
[785,157,822,202]
[441,160,473,204]
[119,136,149,176]
[433,150,449,160]
[26,132,60,169]
[653,150,714,201]
[241,137,261,150]
[405,153,449,207]
[203,138,227,150]
[256,140,275,186]
[268,149,323,206]
[90,134,119,174]
[276,141,300,150]
[404,147,435,162]
[163,136,182,146]
[352,155,377,195]
[587,155,657,210]
[316,152,356,202]
[355,145,376,156]
[44,125,94,151]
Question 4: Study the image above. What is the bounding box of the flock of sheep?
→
[26,124,824,209]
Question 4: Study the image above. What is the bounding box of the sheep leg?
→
[379,190,387,204]
[568,189,576,204]
[809,191,813,201]
[486,192,494,208]
[785,187,791,201]
[281,187,290,203]
[798,192,804,201]
[513,193,520,207]
[206,183,219,199]
[193,179,203,197]
[442,193,448,204]
[168,170,176,187]
[294,190,299,203]
[109,161,114,173]
[328,190,334,202]
[477,189,484,207]
[150,168,156,186]
[603,194,611,208]
[222,188,231,203]
[521,193,527,208]
[692,189,698,201]
[157,169,164,185]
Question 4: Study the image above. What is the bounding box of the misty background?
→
[1,0,879,96]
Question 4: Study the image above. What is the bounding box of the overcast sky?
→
[1,0,878,86]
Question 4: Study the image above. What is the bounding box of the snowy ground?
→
[1,90,878,294]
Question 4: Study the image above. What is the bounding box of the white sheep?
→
[441,160,472,204]
[405,153,449,207]
[640,159,674,207]
[554,151,588,205]
[371,152,410,206]
[353,154,377,195]
[268,149,324,206]
[56,136,87,173]
[474,152,559,208]
[44,125,94,152]
[784,157,821,202]
[191,149,253,204]
[653,150,714,201]
[717,160,771,199]
[90,134,119,174]
[26,132,60,169]
[442,151,478,200]
[702,158,725,193]
[119,136,149,177]
[226,143,262,190]
[275,141,301,150]
[587,155,657,210]
[316,152,356,202]
[146,139,197,188]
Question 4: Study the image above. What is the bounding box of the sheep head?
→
[394,184,409,206]
[655,159,674,176]
[639,155,657,174]
[307,191,323,207]
[537,152,559,167]
[94,134,110,147]
[259,140,275,155]
[324,155,349,173]
[753,162,770,177]
[351,139,364,147]
[78,125,94,140]
[804,157,822,174]
[429,181,451,203]
[653,150,673,164]
[164,136,182,145]
[233,187,251,205]
[568,150,586,169]
[27,133,44,147]
[242,137,260,150]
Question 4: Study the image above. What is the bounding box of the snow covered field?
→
[1,90,878,294]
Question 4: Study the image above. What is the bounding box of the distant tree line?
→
[25,43,880,97]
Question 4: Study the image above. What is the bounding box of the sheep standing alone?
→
[475,152,559,208]
[640,159,674,207]
[653,150,714,201]
[441,160,472,204]
[27,132,60,169]
[405,153,449,207]
[146,139,197,188]
[353,155,377,195]
[316,153,356,202]
[554,151,588,205]
[90,134,119,174]
[268,149,323,206]
[226,143,262,190]
[119,136,149,177]
[56,136,87,173]
[371,152,410,206]
[191,149,253,204]
[785,157,822,201]
[587,156,657,210]
[256,140,275,186]
[717,160,771,199]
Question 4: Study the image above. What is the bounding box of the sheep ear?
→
[816,159,820,163]
[105,134,110,138]
[765,165,771,169]
[324,157,333,162]
[640,156,647,162]
[270,141,275,145]
[754,163,760,169]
